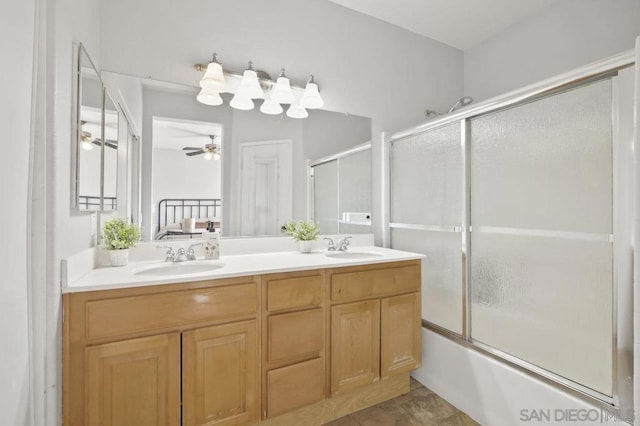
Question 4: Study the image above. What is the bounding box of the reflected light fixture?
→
[196,86,223,106]
[199,53,226,91]
[80,131,94,150]
[260,92,283,115]
[286,102,308,119]
[229,94,254,110]
[271,69,295,104]
[301,75,324,109]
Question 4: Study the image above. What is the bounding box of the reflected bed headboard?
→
[156,198,221,234]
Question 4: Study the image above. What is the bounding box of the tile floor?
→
[326,379,478,426]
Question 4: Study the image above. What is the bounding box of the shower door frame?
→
[385,50,635,414]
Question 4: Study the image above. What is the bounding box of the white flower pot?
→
[109,249,129,267]
[298,240,313,253]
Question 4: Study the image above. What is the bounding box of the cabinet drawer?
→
[268,308,323,363]
[267,358,324,418]
[331,264,420,302]
[266,275,324,312]
[85,283,258,339]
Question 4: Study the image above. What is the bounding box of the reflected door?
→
[239,140,292,236]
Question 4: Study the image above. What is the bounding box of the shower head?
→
[447,96,474,114]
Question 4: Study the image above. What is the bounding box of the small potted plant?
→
[283,220,320,253]
[102,217,141,266]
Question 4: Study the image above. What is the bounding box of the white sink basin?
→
[133,261,225,277]
[324,251,384,259]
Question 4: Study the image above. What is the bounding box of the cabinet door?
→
[182,320,258,426]
[85,333,180,426]
[331,300,380,395]
[381,293,421,377]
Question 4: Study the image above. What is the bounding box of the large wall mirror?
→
[95,68,372,240]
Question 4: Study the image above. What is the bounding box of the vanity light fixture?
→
[235,62,264,99]
[199,53,226,91]
[194,55,324,119]
[301,75,324,109]
[270,69,296,104]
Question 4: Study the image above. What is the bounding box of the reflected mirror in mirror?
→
[100,72,372,240]
[311,144,372,235]
[102,92,119,211]
[76,45,103,210]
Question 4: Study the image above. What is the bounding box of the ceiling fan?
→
[80,121,118,151]
[182,135,221,160]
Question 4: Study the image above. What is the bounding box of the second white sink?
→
[133,261,225,277]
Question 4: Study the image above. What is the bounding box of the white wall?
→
[464,0,640,101]
[0,1,36,424]
[152,148,222,219]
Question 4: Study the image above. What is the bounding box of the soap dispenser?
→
[203,231,220,260]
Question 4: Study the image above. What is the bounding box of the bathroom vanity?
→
[62,247,422,425]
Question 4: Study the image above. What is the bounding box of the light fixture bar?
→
[193,63,314,92]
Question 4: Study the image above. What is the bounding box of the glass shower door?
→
[469,79,614,397]
[390,123,463,334]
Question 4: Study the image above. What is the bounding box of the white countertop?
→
[63,246,424,293]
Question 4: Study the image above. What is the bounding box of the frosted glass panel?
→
[470,80,612,233]
[391,228,462,334]
[391,124,461,225]
[339,149,371,215]
[470,232,613,395]
[313,160,339,234]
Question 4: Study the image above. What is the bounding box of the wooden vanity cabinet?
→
[329,261,421,396]
[63,276,260,426]
[262,271,326,419]
[64,259,422,425]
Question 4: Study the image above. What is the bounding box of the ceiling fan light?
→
[260,95,283,115]
[81,140,94,151]
[271,75,295,104]
[301,81,324,109]
[229,94,254,110]
[236,69,264,99]
[203,151,213,160]
[213,152,221,160]
[196,87,223,106]
[286,103,308,119]
[199,60,226,90]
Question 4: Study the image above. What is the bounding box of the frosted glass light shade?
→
[286,103,308,119]
[260,95,283,115]
[196,87,223,106]
[236,69,263,99]
[229,94,254,110]
[302,82,324,109]
[81,140,94,151]
[203,151,213,160]
[271,76,295,104]
[212,152,221,160]
[199,62,226,90]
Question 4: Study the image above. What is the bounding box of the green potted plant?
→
[102,217,141,266]
[283,220,320,253]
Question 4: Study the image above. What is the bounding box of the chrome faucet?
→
[324,236,352,251]
[186,243,203,261]
[324,237,337,251]
[156,245,176,262]
[336,236,351,251]
[156,243,203,262]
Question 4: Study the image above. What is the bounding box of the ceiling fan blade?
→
[182,147,203,150]
[105,142,118,150]
[186,150,205,156]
